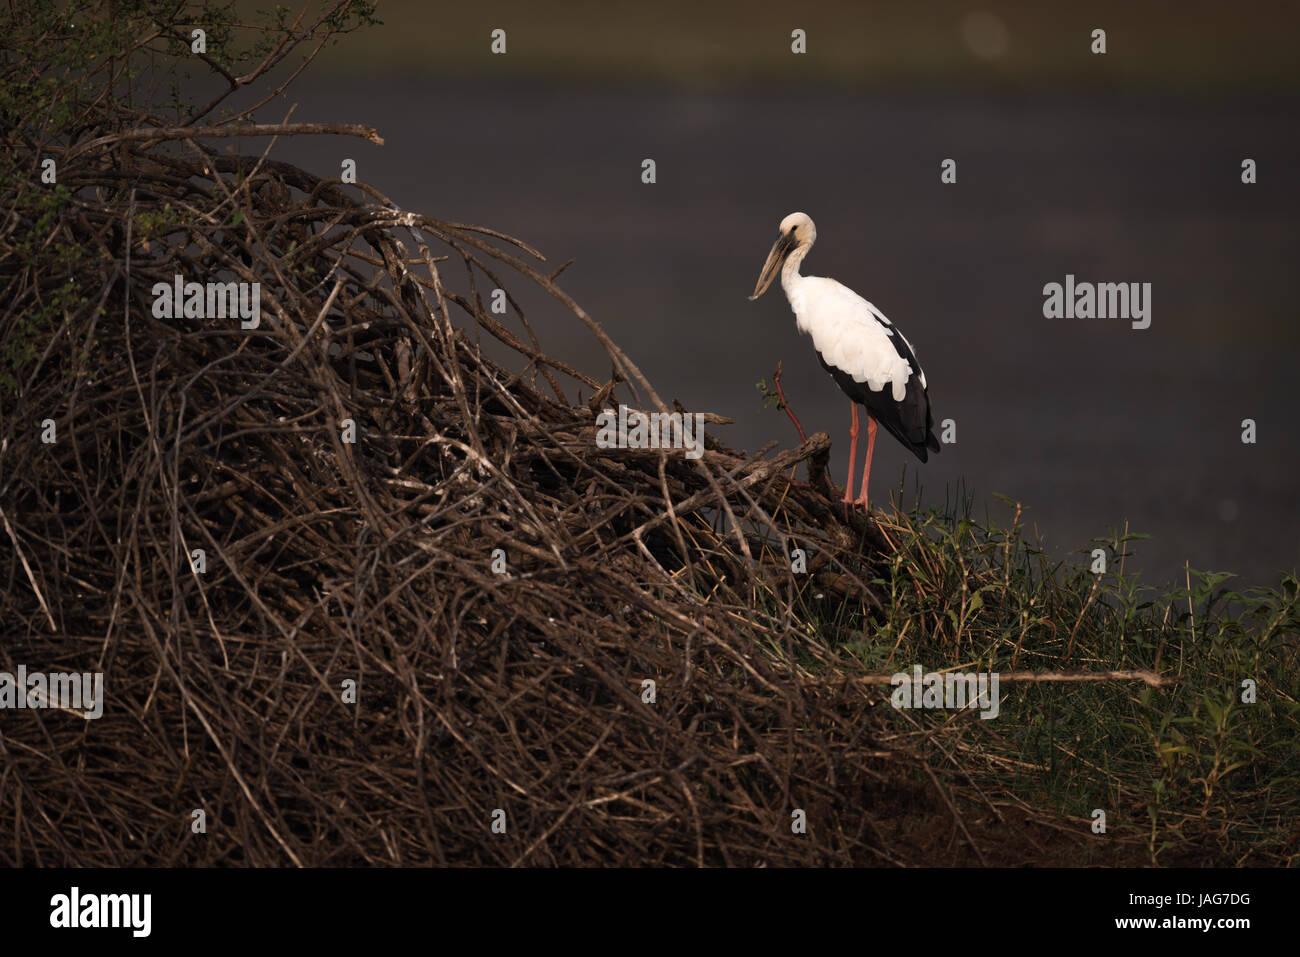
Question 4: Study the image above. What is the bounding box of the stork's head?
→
[749,212,816,300]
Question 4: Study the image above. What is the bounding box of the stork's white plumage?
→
[750,212,939,510]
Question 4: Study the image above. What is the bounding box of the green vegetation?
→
[0,0,378,396]
[780,495,1300,864]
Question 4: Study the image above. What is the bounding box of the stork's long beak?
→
[749,232,795,300]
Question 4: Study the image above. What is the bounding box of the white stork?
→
[749,212,939,510]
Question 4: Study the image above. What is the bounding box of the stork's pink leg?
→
[856,415,878,510]
[843,403,860,505]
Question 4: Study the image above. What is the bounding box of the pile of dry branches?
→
[1,87,1024,862]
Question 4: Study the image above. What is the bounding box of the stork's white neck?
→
[781,242,811,295]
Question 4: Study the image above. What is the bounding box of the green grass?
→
[802,493,1300,864]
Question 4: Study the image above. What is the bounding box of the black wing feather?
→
[815,323,939,463]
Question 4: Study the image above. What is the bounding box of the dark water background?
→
[266,78,1300,590]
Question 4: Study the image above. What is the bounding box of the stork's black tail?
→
[818,354,940,463]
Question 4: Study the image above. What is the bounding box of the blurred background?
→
[251,0,1299,588]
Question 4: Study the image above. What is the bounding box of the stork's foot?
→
[840,494,871,523]
[840,481,858,524]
